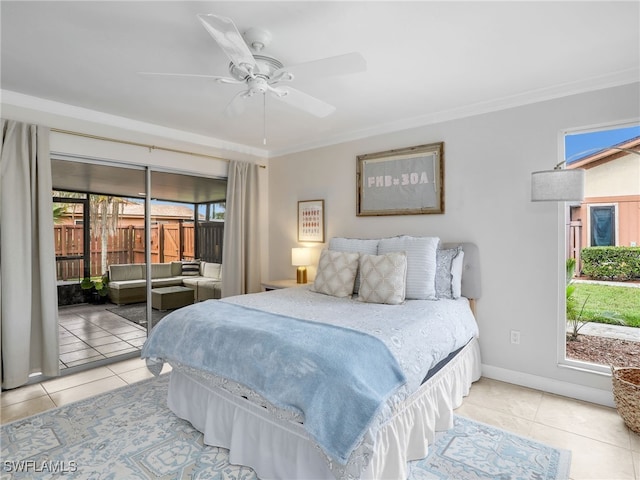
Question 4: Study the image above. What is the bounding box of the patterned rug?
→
[1,375,571,479]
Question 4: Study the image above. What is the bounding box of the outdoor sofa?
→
[108,261,222,305]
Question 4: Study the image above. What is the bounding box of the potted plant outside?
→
[81,274,109,304]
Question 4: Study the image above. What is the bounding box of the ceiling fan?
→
[142,14,366,119]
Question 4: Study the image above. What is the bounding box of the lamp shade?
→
[531,168,585,202]
[291,247,311,266]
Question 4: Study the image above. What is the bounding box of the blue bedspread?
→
[141,300,407,464]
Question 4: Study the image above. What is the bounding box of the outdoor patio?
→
[58,303,147,370]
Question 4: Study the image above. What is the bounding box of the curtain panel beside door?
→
[221,161,261,297]
[0,119,59,389]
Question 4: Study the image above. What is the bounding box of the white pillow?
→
[377,235,439,300]
[328,237,379,294]
[451,250,465,299]
[358,252,407,305]
[313,249,360,298]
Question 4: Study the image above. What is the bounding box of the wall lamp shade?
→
[291,247,311,284]
[531,168,585,202]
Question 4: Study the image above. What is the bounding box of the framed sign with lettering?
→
[356,142,444,216]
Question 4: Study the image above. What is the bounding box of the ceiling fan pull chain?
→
[263,93,267,145]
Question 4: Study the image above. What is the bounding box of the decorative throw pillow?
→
[313,249,360,298]
[377,235,439,300]
[358,252,407,305]
[181,260,200,276]
[328,237,379,294]
[435,246,462,299]
[451,250,465,299]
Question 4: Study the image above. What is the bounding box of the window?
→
[560,122,640,374]
[589,205,615,246]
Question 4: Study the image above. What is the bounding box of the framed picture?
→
[356,142,444,216]
[298,199,325,242]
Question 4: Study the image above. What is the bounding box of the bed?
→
[142,237,482,480]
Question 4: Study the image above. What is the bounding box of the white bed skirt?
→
[167,337,482,480]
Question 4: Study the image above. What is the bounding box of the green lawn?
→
[572,283,640,328]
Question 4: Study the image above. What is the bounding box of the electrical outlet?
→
[510,330,521,345]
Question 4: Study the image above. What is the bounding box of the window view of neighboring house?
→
[562,127,640,371]
[567,135,640,264]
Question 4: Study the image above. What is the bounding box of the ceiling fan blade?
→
[277,52,366,83]
[224,91,247,117]
[197,14,256,75]
[138,72,241,83]
[273,86,336,118]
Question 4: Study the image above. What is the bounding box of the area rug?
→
[106,303,168,327]
[1,375,571,479]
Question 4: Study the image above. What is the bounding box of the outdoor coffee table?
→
[151,286,195,311]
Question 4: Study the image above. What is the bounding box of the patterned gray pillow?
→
[435,247,462,299]
[313,250,360,298]
[358,252,407,305]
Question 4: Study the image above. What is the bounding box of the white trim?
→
[482,364,614,408]
[3,69,638,159]
[271,69,640,157]
[2,90,268,159]
[563,118,640,138]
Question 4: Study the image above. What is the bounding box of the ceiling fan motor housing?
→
[229,54,284,81]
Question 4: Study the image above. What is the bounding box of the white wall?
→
[267,83,640,404]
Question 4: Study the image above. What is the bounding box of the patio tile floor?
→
[58,303,147,370]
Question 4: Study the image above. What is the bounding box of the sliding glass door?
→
[51,158,227,376]
[52,159,148,373]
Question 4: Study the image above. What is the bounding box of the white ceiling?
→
[2,1,639,157]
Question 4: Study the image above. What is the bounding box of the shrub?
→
[581,247,640,280]
[566,258,589,340]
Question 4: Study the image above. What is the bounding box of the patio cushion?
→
[109,264,144,282]
[151,263,173,279]
[108,279,146,290]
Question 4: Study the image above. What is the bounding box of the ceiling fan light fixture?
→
[145,13,364,126]
[229,55,283,81]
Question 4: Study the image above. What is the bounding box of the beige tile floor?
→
[1,366,638,479]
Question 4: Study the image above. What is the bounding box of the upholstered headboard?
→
[441,242,481,301]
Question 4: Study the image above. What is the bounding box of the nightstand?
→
[261,279,307,291]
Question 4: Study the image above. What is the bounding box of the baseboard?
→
[481,364,615,408]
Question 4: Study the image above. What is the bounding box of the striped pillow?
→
[377,235,439,300]
[181,260,201,276]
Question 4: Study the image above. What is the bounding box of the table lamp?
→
[291,247,311,284]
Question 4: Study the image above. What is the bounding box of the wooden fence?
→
[55,222,223,280]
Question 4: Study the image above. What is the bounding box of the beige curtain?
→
[221,161,261,297]
[0,119,59,389]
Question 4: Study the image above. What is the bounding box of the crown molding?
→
[2,66,638,160]
[269,68,640,158]
[1,90,269,160]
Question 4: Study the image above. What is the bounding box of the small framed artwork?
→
[356,142,444,216]
[298,199,325,243]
